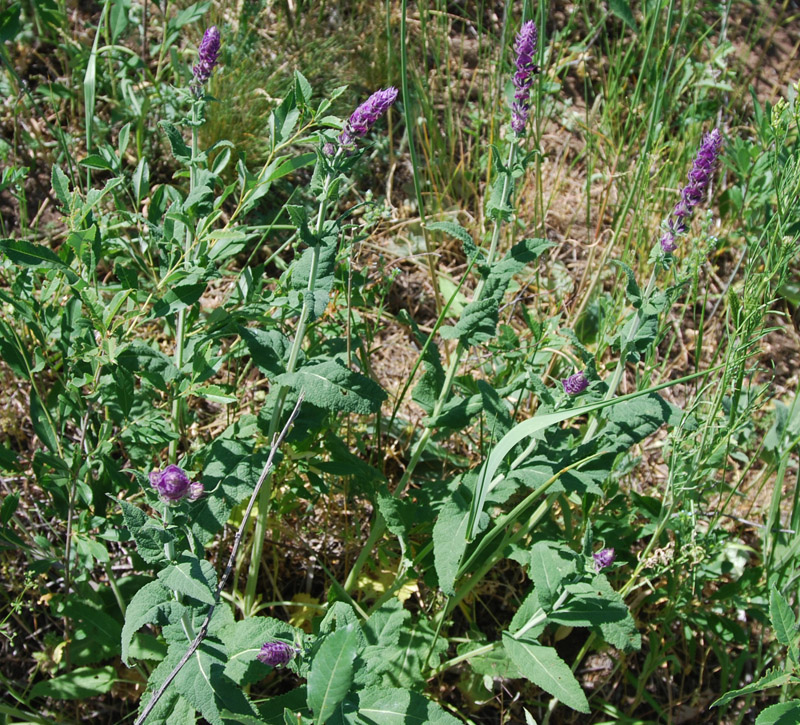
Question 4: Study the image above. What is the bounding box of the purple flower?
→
[149,464,196,503]
[593,548,616,571]
[660,129,722,253]
[510,21,539,136]
[338,87,398,148]
[562,371,589,395]
[192,26,221,86]
[257,640,297,667]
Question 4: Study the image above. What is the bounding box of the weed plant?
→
[0,1,799,723]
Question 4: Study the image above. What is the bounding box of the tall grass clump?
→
[0,1,798,723]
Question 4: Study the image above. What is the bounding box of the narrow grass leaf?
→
[30,666,116,700]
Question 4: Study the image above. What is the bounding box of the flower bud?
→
[562,371,589,395]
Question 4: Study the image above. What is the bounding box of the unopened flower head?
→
[593,547,616,571]
[660,128,722,253]
[192,26,221,87]
[511,21,539,136]
[149,464,197,503]
[257,640,297,668]
[338,87,398,149]
[562,371,589,395]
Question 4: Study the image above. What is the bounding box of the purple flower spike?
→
[338,87,398,149]
[511,20,539,136]
[562,371,589,395]
[257,640,297,668]
[593,548,616,571]
[149,464,195,503]
[192,26,221,86]
[660,128,722,253]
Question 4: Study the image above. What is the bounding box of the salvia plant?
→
[0,2,798,724]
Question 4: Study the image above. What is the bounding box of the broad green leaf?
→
[356,687,461,724]
[363,598,410,647]
[138,640,197,724]
[502,634,589,713]
[110,0,130,43]
[276,360,386,415]
[307,624,360,725]
[320,603,367,648]
[609,0,637,31]
[712,667,794,708]
[121,580,185,665]
[528,541,577,608]
[30,666,115,700]
[609,260,642,308]
[221,617,301,685]
[433,484,487,595]
[239,326,290,377]
[120,499,174,565]
[439,297,498,345]
[152,281,207,318]
[118,341,180,391]
[584,575,641,652]
[58,598,121,665]
[286,225,338,320]
[174,639,258,725]
[756,701,800,725]
[770,586,799,663]
[157,552,217,605]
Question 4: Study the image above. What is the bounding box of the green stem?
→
[169,103,200,464]
[243,172,333,613]
[343,143,518,593]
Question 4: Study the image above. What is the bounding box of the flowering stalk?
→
[510,21,539,136]
[192,26,221,91]
[244,90,396,612]
[660,129,722,253]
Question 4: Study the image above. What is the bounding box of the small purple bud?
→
[323,141,336,157]
[149,464,194,503]
[192,26,221,87]
[257,640,297,667]
[593,548,616,571]
[659,129,722,254]
[510,21,539,136]
[562,371,589,395]
[338,87,398,149]
[188,481,204,501]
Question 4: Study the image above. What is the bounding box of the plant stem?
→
[169,102,200,464]
[343,143,518,593]
[243,172,333,612]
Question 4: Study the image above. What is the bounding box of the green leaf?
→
[756,701,800,725]
[528,541,577,608]
[712,667,794,708]
[770,586,799,662]
[363,598,410,647]
[467,370,712,539]
[609,260,642,308]
[121,580,185,665]
[0,492,19,524]
[160,121,191,162]
[119,499,174,565]
[356,687,461,724]
[157,552,217,605]
[275,360,386,415]
[439,297,498,345]
[221,617,301,685]
[580,575,640,652]
[118,341,180,391]
[58,598,121,665]
[239,326,290,377]
[30,388,58,453]
[426,220,480,259]
[608,0,637,32]
[502,634,590,713]
[307,624,360,725]
[433,484,487,595]
[51,164,71,207]
[152,281,207,318]
[137,643,197,724]
[0,238,67,270]
[174,639,258,725]
[31,666,116,700]
[269,89,300,149]
[110,0,130,41]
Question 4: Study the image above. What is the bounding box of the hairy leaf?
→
[307,624,360,724]
[119,500,174,565]
[157,552,217,605]
[121,580,185,665]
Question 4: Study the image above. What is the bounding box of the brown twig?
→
[133,394,304,725]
